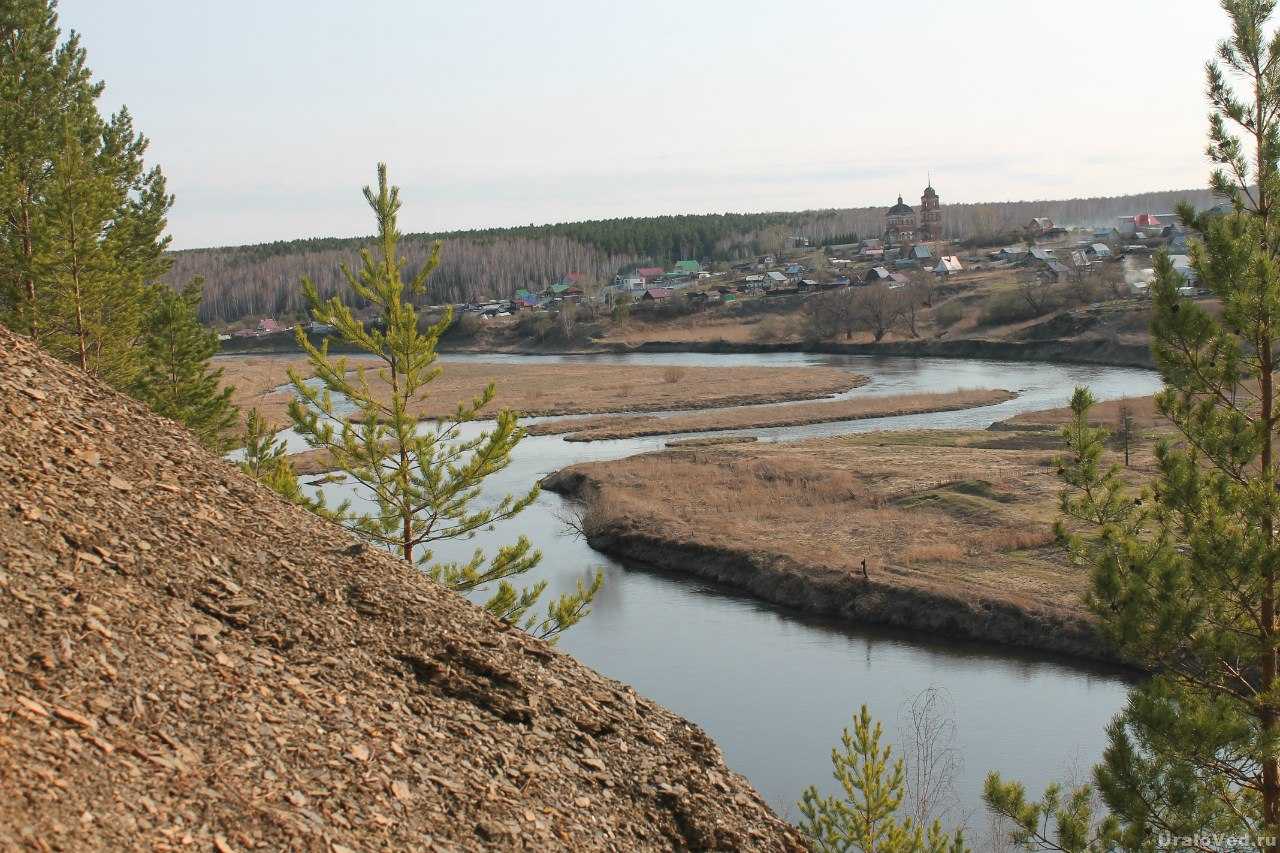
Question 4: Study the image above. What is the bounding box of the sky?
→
[58,0,1227,249]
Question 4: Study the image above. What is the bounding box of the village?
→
[223,182,1211,347]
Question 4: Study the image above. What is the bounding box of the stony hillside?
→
[0,327,802,851]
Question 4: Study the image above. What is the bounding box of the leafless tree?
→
[899,687,964,829]
[900,280,930,338]
[1018,277,1051,315]
[804,288,858,340]
[556,300,578,341]
[855,283,902,342]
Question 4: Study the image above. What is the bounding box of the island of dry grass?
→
[216,356,866,430]
[544,428,1156,662]
[535,388,1015,441]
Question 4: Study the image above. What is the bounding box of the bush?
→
[930,299,967,329]
[440,311,482,340]
[751,316,793,342]
[662,366,686,384]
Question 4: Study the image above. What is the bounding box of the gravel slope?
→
[0,328,802,851]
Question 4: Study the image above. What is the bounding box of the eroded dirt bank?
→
[542,439,1126,667]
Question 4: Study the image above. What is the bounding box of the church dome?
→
[922,184,938,199]
[887,195,913,215]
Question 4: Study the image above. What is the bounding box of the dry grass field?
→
[556,428,1158,628]
[531,388,1015,441]
[216,356,867,430]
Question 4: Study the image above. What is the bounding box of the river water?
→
[276,352,1162,831]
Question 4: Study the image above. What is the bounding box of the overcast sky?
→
[59,0,1226,249]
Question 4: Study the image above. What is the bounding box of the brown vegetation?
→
[993,395,1165,431]
[548,388,1015,441]
[544,427,1158,660]
[218,356,867,430]
[0,327,803,851]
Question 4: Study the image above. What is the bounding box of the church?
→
[883,182,942,245]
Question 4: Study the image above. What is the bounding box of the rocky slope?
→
[0,328,802,851]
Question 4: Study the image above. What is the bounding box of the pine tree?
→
[1,1,173,387]
[237,408,338,518]
[798,706,968,853]
[987,1,1280,844]
[285,164,600,642]
[0,0,100,342]
[132,279,238,451]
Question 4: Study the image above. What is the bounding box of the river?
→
[274,352,1162,833]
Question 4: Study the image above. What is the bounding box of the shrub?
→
[662,366,686,384]
[931,299,966,329]
[441,311,482,340]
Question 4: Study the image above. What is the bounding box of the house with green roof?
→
[674,260,701,275]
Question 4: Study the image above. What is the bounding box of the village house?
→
[993,245,1028,262]
[636,266,665,283]
[674,260,701,276]
[642,287,672,301]
[764,271,788,288]
[1026,246,1056,266]
[865,266,893,283]
[934,256,963,275]
[1027,217,1057,236]
[1039,262,1072,282]
[1085,243,1112,260]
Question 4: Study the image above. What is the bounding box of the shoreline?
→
[549,389,1017,441]
[542,468,1128,668]
[218,334,1156,371]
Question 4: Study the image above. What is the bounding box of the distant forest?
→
[169,187,1219,326]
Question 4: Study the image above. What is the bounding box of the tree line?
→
[168,186,1220,326]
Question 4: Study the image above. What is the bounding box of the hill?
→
[0,327,802,851]
[168,187,1216,326]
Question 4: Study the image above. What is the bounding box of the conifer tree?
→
[987,1,1280,845]
[238,408,338,518]
[798,705,968,853]
[285,164,600,641]
[133,279,238,451]
[1,1,173,387]
[0,0,100,342]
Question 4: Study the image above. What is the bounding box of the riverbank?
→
[529,388,1017,441]
[543,431,1147,665]
[219,330,1156,371]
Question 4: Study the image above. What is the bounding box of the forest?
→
[168,186,1218,326]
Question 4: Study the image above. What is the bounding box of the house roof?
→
[866,266,891,280]
[1030,217,1055,228]
[935,256,962,272]
[909,245,933,259]
[785,264,803,273]
[1134,213,1161,228]
[644,287,672,299]
[674,260,701,272]
[1090,243,1111,254]
[636,266,665,278]
[765,271,788,282]
[887,196,913,215]
[1029,247,1054,261]
[1046,262,1071,275]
